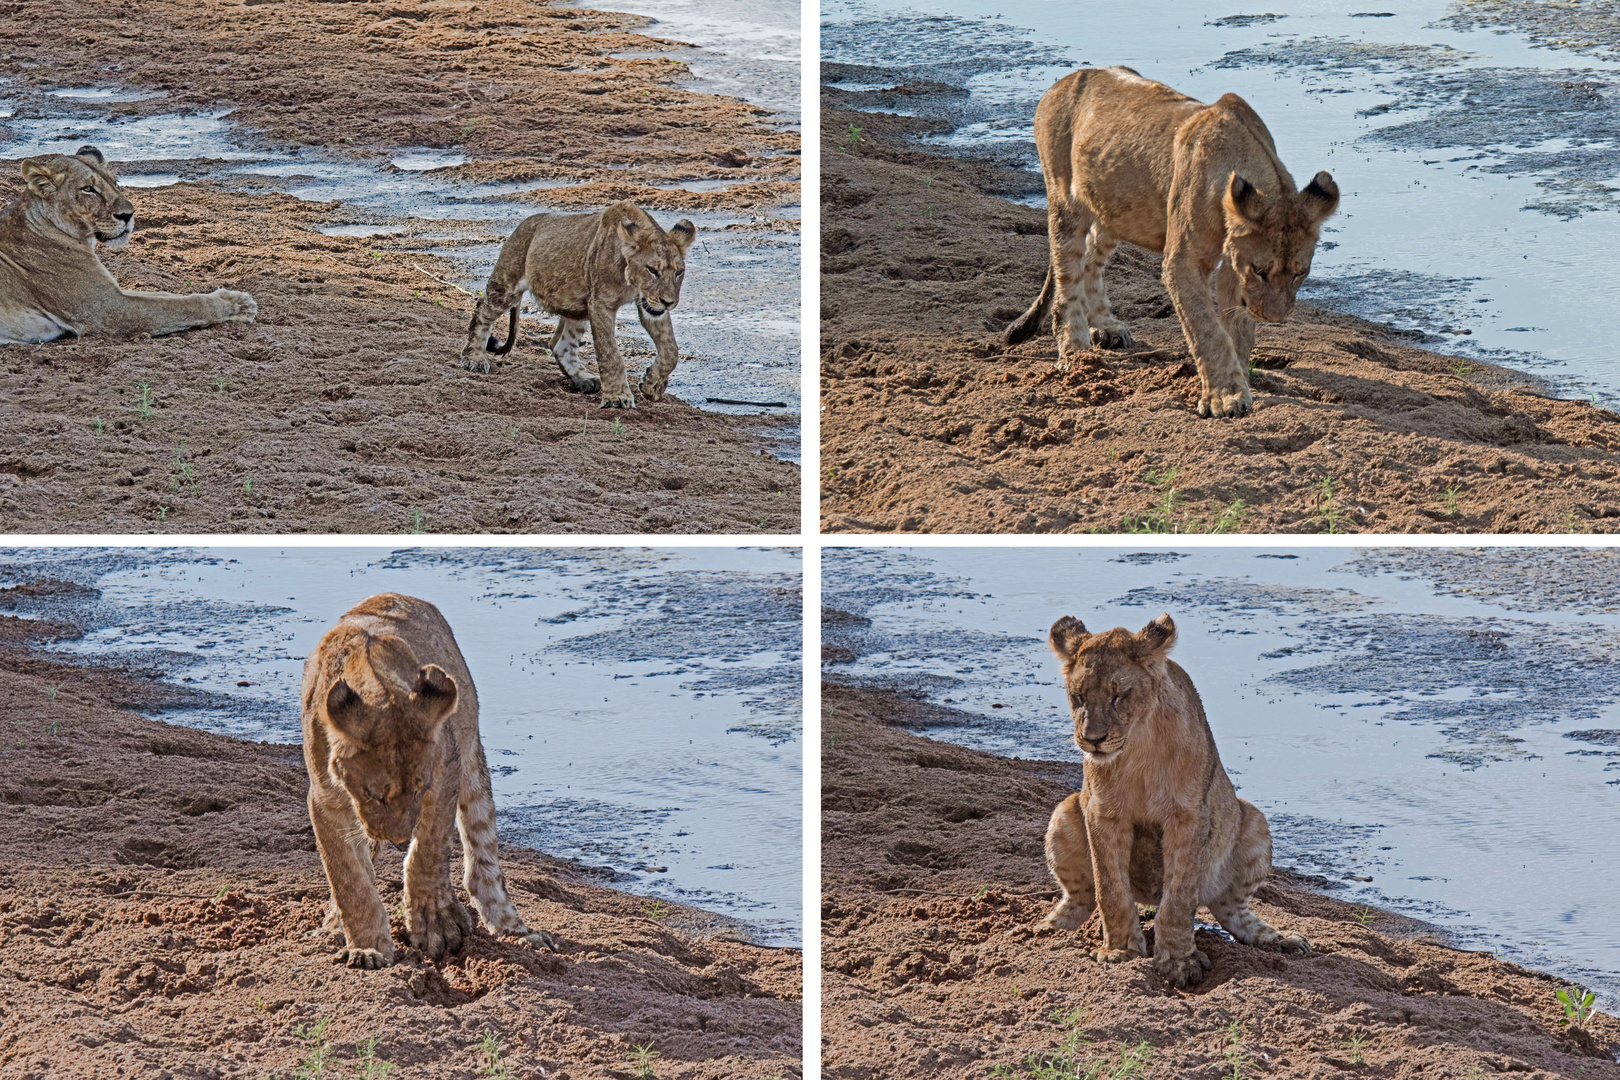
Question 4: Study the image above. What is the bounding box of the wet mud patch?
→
[1344,545,1620,613]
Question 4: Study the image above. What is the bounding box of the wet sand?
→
[818,107,1620,534]
[0,600,802,1079]
[821,681,1620,1079]
[0,0,800,534]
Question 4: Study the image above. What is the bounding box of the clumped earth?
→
[821,681,1620,1079]
[0,597,802,1079]
[0,0,800,534]
[819,108,1620,534]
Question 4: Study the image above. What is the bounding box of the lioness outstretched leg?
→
[636,304,680,402]
[1207,800,1308,954]
[91,288,256,339]
[457,755,555,950]
[549,317,600,393]
[1078,223,1133,349]
[1043,793,1096,930]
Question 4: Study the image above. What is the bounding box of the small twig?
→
[705,397,789,408]
[410,263,475,295]
[103,884,327,901]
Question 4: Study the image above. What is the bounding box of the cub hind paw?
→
[1273,932,1311,955]
[599,394,636,409]
[334,945,392,969]
[1093,946,1142,964]
[1089,326,1134,350]
[513,928,556,951]
[1152,949,1209,988]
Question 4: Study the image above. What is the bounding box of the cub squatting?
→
[302,593,552,968]
[0,145,256,344]
[460,200,696,409]
[1042,612,1309,988]
[1004,66,1338,418]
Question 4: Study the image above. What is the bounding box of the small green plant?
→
[131,382,155,420]
[1441,481,1463,518]
[291,1015,332,1079]
[845,124,865,153]
[611,418,626,436]
[1556,985,1597,1032]
[629,1042,661,1079]
[93,416,105,436]
[155,505,170,521]
[406,507,427,534]
[242,476,255,494]
[821,734,838,749]
[1122,466,1182,533]
[1049,1006,1087,1027]
[170,442,197,490]
[974,884,992,901]
[1352,905,1377,925]
[923,175,934,187]
[1210,498,1250,534]
[1449,357,1471,378]
[643,899,671,920]
[1221,1022,1250,1080]
[509,425,521,439]
[476,1029,513,1079]
[923,204,937,219]
[254,995,267,1010]
[1344,1029,1367,1066]
[44,683,61,701]
[213,376,229,392]
[354,1036,396,1080]
[1314,474,1345,534]
[46,720,60,735]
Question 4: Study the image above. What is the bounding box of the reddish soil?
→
[0,0,800,534]
[0,610,802,1079]
[821,680,1620,1079]
[819,108,1620,534]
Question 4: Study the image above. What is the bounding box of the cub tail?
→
[484,306,519,355]
[1002,263,1055,346]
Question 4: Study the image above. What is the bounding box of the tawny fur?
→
[301,593,552,969]
[1004,66,1339,419]
[0,145,256,344]
[459,200,696,408]
[1042,612,1309,988]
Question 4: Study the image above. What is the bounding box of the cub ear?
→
[20,160,60,197]
[1223,173,1265,226]
[75,145,105,164]
[669,219,696,250]
[325,679,364,736]
[1048,615,1091,661]
[1301,170,1339,223]
[1129,613,1177,660]
[411,663,458,729]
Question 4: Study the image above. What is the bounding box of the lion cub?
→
[0,145,256,344]
[1041,612,1308,987]
[460,200,696,409]
[302,593,552,968]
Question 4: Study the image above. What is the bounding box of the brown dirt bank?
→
[821,680,1620,1079]
[0,617,802,1079]
[0,177,798,534]
[819,106,1620,534]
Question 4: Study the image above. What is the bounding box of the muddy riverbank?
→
[0,601,802,1079]
[0,0,800,534]
[820,681,1620,1079]
[819,109,1620,533]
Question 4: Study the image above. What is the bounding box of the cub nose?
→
[116,211,133,224]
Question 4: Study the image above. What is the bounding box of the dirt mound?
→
[819,107,1620,534]
[821,680,1620,1078]
[0,641,802,1079]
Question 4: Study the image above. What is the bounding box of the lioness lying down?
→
[1005,66,1338,418]
[302,593,553,967]
[0,145,256,344]
[461,200,696,409]
[1042,613,1309,988]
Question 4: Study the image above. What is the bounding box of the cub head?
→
[315,631,459,845]
[18,146,136,249]
[1221,170,1339,324]
[610,201,696,320]
[1048,613,1178,764]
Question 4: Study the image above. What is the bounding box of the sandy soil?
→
[819,107,1620,534]
[820,679,1620,1079]
[0,0,800,534]
[0,595,802,1080]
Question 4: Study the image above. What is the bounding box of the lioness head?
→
[315,631,459,845]
[1221,170,1339,323]
[1048,613,1177,763]
[18,145,136,249]
[610,201,697,320]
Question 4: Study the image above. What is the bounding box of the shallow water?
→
[823,546,1620,1005]
[0,547,803,948]
[823,0,1620,406]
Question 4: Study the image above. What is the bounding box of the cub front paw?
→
[460,349,492,374]
[213,289,257,323]
[638,378,667,403]
[1198,383,1253,418]
[1272,932,1311,955]
[1042,897,1094,932]
[1093,946,1143,964]
[1089,325,1135,350]
[513,928,556,951]
[1153,948,1210,987]
[334,945,393,969]
[599,393,636,409]
[407,894,473,960]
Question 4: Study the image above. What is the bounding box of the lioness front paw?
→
[1153,948,1210,988]
[1042,897,1094,932]
[1272,932,1311,955]
[334,945,393,969]
[1198,383,1253,418]
[599,393,636,409]
[638,378,667,403]
[406,893,473,960]
[1093,946,1143,964]
[461,350,493,374]
[213,289,257,323]
[1089,325,1135,350]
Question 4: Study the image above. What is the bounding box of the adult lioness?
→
[0,145,256,344]
[302,593,553,968]
[460,200,696,409]
[1004,67,1339,418]
[1041,613,1308,988]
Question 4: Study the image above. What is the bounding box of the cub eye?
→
[80,186,98,195]
[648,268,660,279]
